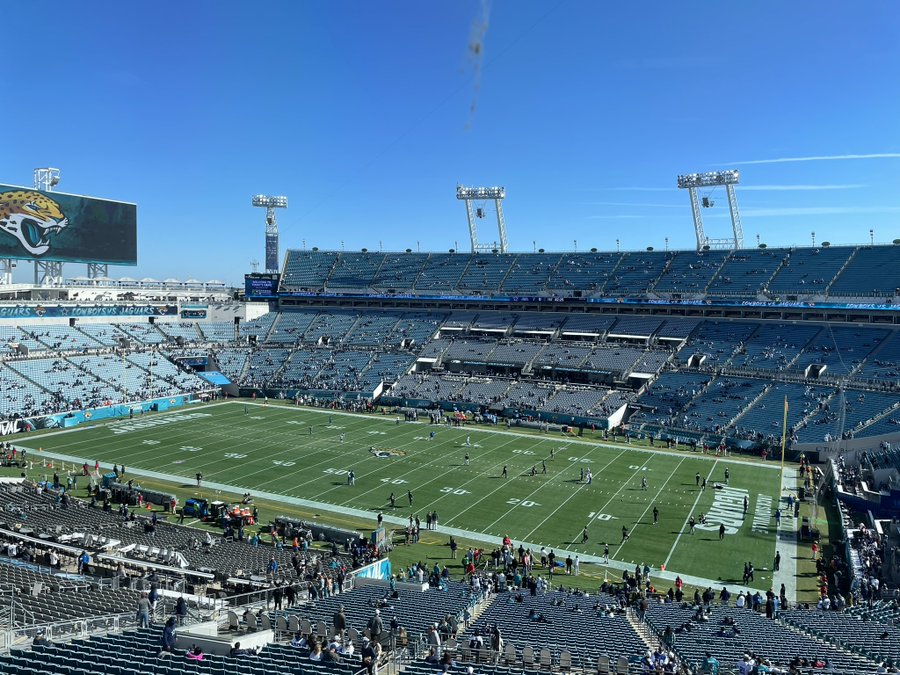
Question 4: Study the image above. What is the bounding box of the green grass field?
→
[21,400,785,590]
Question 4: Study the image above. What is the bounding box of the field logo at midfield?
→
[369,447,406,459]
[696,485,748,535]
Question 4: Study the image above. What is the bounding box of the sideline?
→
[25,444,768,596]
[773,470,799,603]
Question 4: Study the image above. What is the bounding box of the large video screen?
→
[245,273,279,299]
[0,184,137,264]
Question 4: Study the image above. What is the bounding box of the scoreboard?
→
[244,273,279,300]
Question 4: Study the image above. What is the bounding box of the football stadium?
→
[1,4,899,675]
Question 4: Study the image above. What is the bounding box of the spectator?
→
[309,641,324,661]
[367,609,383,643]
[333,604,347,638]
[32,629,51,648]
[175,596,188,626]
[136,592,151,628]
[159,617,177,656]
[230,641,256,657]
[361,636,380,675]
[185,646,204,661]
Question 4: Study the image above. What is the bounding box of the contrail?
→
[729,153,900,166]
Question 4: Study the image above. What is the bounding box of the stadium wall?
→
[16,393,206,433]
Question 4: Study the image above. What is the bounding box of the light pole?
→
[456,185,508,253]
[676,169,743,251]
[251,195,288,274]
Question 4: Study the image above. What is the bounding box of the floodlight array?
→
[676,170,740,189]
[251,195,288,208]
[456,186,505,200]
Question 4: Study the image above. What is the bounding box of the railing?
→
[2,611,134,653]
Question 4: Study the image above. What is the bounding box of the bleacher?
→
[274,580,474,643]
[281,250,339,291]
[414,254,472,292]
[457,255,515,293]
[781,608,900,665]
[0,364,53,417]
[155,322,204,343]
[115,323,167,345]
[644,602,875,674]
[0,628,358,675]
[214,348,251,381]
[0,327,49,354]
[199,322,235,343]
[706,248,784,297]
[547,251,620,292]
[23,325,104,352]
[767,246,855,296]
[829,245,900,297]
[267,311,318,344]
[326,252,382,289]
[652,250,728,294]
[789,326,887,378]
[6,358,121,410]
[677,377,769,435]
[732,382,820,441]
[244,348,291,386]
[604,251,671,296]
[75,324,126,348]
[677,321,757,368]
[729,323,820,373]
[796,390,900,443]
[277,245,900,303]
[630,372,711,428]
[501,254,561,294]
[372,253,428,290]
[465,591,646,670]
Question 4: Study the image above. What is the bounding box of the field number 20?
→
[507,498,540,508]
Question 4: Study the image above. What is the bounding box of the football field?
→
[21,400,786,589]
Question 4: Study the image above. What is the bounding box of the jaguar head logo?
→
[0,190,68,256]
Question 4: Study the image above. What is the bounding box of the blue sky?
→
[4,1,899,284]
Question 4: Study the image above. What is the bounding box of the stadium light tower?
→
[676,170,743,251]
[252,195,288,274]
[33,168,64,286]
[456,185,509,253]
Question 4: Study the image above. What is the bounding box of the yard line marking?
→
[305,430,531,505]
[519,448,628,542]
[477,444,625,534]
[663,459,719,569]
[578,452,657,542]
[613,456,685,558]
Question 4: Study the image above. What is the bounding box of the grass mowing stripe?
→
[663,459,719,569]
[525,447,628,543]
[614,456,685,558]
[345,433,536,516]
[442,449,583,530]
[480,446,618,533]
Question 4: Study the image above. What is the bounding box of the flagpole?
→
[780,395,789,475]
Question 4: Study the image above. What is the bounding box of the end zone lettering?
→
[110,412,213,435]
[695,485,748,535]
[0,420,20,436]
